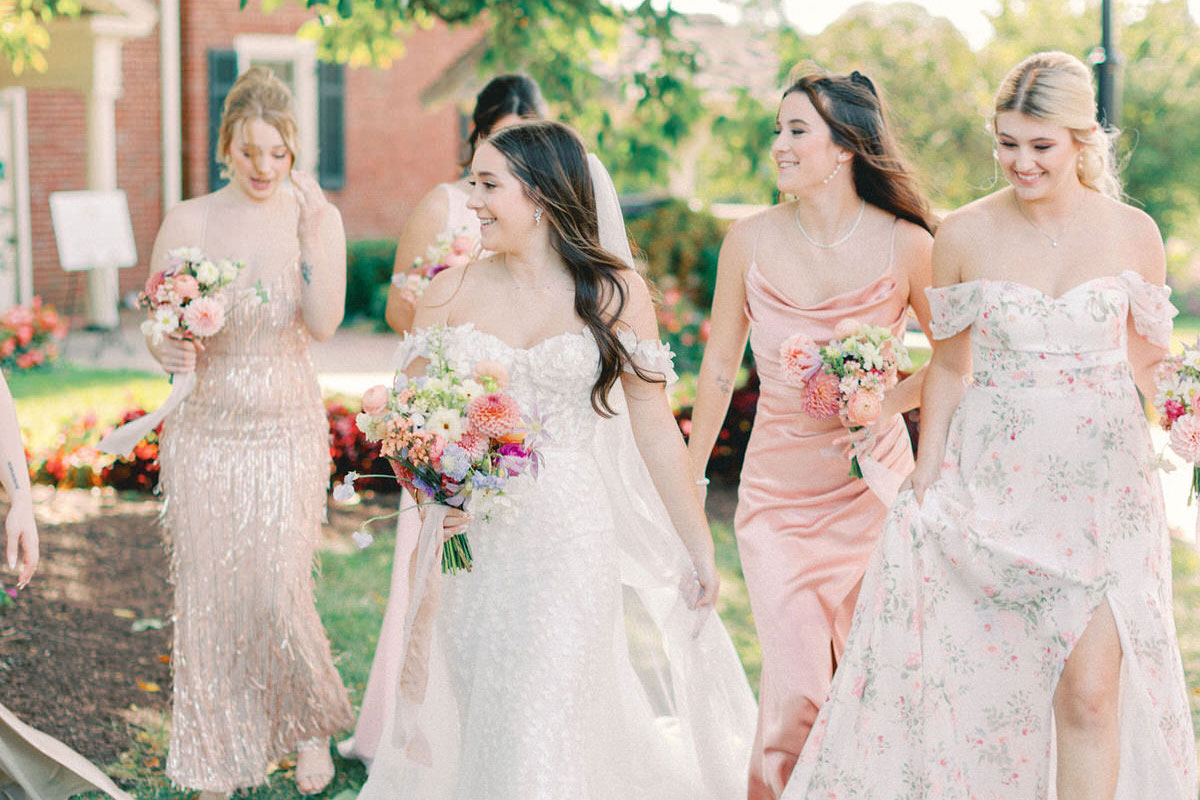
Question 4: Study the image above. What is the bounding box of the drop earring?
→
[534,208,543,226]
[822,161,843,185]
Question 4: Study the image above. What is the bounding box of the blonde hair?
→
[992,51,1120,199]
[216,66,299,179]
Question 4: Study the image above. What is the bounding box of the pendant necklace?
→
[1013,191,1085,248]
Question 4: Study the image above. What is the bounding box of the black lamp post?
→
[1093,0,1122,127]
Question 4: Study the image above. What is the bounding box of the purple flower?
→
[411,474,438,498]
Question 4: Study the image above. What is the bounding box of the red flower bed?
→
[0,297,67,372]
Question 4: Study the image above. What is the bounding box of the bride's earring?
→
[534,208,543,226]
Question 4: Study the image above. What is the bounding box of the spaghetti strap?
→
[751,216,766,265]
[886,216,899,271]
[199,197,212,251]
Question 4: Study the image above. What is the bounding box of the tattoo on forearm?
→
[6,461,20,491]
[715,375,734,394]
[300,260,313,285]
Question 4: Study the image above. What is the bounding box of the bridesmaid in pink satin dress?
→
[688,69,935,800]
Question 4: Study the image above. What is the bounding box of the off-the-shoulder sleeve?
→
[617,327,679,385]
[925,282,983,340]
[392,328,430,370]
[1118,269,1177,349]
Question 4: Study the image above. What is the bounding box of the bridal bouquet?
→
[392,232,476,303]
[1154,341,1200,502]
[139,246,266,344]
[351,330,543,573]
[781,319,910,478]
[100,247,267,457]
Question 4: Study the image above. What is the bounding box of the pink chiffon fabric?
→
[737,221,914,800]
[339,182,478,766]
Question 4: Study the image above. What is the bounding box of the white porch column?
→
[160,0,182,212]
[85,33,123,329]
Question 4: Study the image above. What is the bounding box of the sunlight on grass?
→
[8,364,170,453]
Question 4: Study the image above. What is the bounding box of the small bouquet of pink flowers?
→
[1154,341,1200,502]
[392,232,476,303]
[348,327,544,573]
[780,318,910,478]
[139,246,266,345]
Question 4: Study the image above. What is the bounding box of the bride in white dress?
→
[357,120,755,799]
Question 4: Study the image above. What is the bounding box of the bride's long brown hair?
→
[784,69,935,234]
[486,121,660,415]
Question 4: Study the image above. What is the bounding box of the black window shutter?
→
[208,49,239,193]
[317,62,345,190]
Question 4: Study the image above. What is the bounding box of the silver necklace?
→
[1013,192,1085,248]
[794,199,867,249]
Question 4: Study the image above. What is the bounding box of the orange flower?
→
[467,392,521,438]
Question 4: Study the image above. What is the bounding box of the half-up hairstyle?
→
[462,74,547,167]
[993,51,1120,199]
[485,121,660,415]
[216,66,298,179]
[783,67,935,234]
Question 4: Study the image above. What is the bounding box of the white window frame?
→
[233,35,318,174]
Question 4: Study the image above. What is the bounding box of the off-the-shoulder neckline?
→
[929,269,1155,303]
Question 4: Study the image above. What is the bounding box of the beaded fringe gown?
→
[158,250,353,791]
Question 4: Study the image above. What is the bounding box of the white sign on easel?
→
[48,189,137,329]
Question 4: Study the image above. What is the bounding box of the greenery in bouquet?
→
[348,328,544,573]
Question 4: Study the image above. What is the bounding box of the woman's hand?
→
[292,170,330,245]
[899,458,941,505]
[834,425,877,461]
[440,507,471,542]
[152,336,202,374]
[6,497,37,588]
[683,551,720,611]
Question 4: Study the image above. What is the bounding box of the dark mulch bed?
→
[0,489,172,764]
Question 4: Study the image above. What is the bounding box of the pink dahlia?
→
[181,296,226,338]
[779,332,821,387]
[1169,414,1200,463]
[802,371,842,420]
[467,392,521,438]
[458,431,490,460]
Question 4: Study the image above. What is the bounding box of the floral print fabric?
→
[783,271,1197,799]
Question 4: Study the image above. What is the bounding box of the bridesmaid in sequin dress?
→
[687,69,935,800]
[341,75,546,768]
[146,67,352,796]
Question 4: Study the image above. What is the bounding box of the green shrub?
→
[626,198,729,310]
[345,239,398,327]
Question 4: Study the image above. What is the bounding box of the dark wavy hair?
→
[485,121,659,415]
[462,74,547,167]
[783,68,935,234]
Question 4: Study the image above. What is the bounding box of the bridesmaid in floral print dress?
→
[784,51,1196,800]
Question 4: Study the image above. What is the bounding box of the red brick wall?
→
[26,90,88,310]
[24,2,481,310]
[180,1,482,239]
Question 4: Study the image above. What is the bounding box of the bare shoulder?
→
[408,183,452,228]
[1104,196,1164,282]
[157,195,208,243]
[721,204,777,260]
[607,267,657,336]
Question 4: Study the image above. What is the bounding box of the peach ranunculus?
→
[473,360,510,390]
[802,371,842,420]
[172,273,201,301]
[181,296,226,338]
[833,317,862,340]
[1169,414,1200,463]
[846,389,884,427]
[779,332,821,387]
[466,392,521,438]
[450,234,475,255]
[362,384,390,415]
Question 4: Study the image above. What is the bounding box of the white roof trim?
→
[88,0,157,38]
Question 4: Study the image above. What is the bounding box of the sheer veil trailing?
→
[356,153,755,799]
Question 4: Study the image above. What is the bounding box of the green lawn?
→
[7,364,169,453]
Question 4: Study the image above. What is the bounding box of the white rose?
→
[425,408,465,442]
[195,260,221,286]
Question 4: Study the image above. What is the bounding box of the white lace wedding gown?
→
[358,323,756,800]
